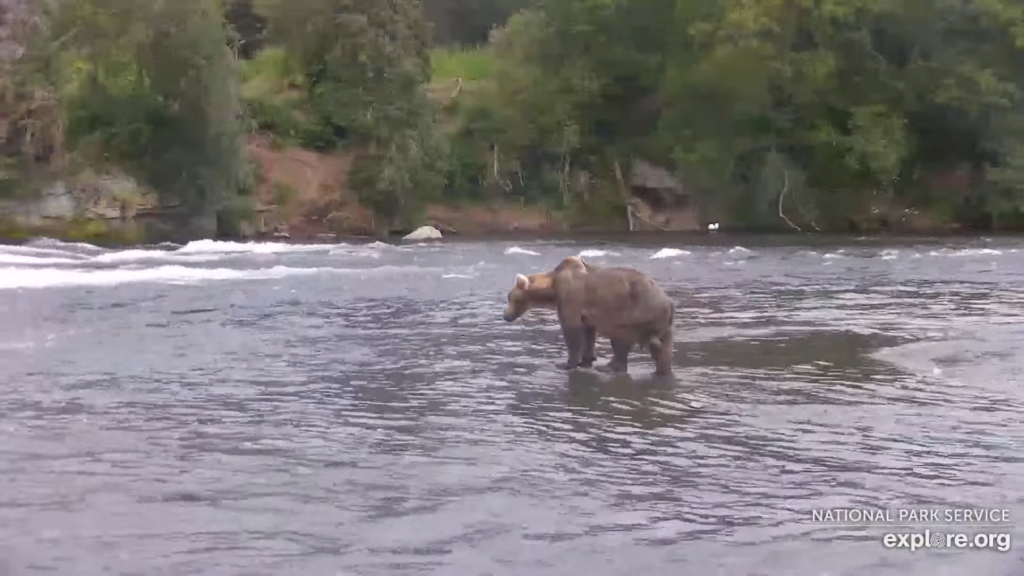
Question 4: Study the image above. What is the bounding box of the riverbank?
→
[0,213,994,248]
[0,134,983,247]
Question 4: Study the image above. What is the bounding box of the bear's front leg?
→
[649,325,674,376]
[556,323,587,370]
[554,293,588,371]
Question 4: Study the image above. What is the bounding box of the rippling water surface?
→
[1,235,1023,575]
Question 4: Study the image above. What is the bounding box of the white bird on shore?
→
[707,222,720,232]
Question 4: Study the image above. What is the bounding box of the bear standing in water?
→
[502,255,676,376]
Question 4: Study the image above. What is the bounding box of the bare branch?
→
[612,159,635,232]
[777,168,802,232]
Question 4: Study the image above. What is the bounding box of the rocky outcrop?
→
[0,173,159,223]
[0,171,161,242]
[0,0,31,62]
[402,225,442,241]
[625,160,700,231]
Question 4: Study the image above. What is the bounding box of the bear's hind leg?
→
[598,338,632,374]
[580,326,597,368]
[649,326,675,376]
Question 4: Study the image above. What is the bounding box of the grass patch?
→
[239,46,302,100]
[430,46,495,83]
[238,46,341,150]
[270,181,297,205]
[239,47,306,140]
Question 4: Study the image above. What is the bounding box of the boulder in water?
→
[402,225,442,241]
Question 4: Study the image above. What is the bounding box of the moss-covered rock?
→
[0,215,145,245]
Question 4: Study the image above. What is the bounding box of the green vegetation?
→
[57,0,251,234]
[2,0,252,237]
[3,0,1024,238]
[431,46,495,83]
[238,46,326,148]
[442,0,1024,231]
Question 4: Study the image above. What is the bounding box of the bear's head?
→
[503,272,556,322]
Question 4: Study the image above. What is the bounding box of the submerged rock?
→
[402,225,442,241]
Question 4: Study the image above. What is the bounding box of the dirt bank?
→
[248,135,568,238]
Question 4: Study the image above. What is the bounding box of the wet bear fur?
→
[503,255,676,376]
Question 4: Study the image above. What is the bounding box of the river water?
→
[0,235,1022,575]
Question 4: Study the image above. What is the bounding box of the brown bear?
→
[502,255,676,376]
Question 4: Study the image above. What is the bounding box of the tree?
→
[46,0,251,234]
[467,0,1024,229]
[423,0,524,46]
[259,0,447,233]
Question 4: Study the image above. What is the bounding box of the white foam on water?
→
[90,250,225,264]
[1,244,241,266]
[24,237,105,252]
[329,248,381,259]
[650,247,690,259]
[928,248,1003,257]
[578,249,618,258]
[0,339,35,351]
[0,253,84,265]
[0,262,453,290]
[728,246,753,256]
[442,273,473,279]
[505,246,540,256]
[175,239,336,255]
[0,265,332,290]
[4,238,352,267]
[0,244,93,260]
[881,249,899,260]
[329,241,396,258]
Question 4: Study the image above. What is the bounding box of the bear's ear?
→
[515,273,530,289]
